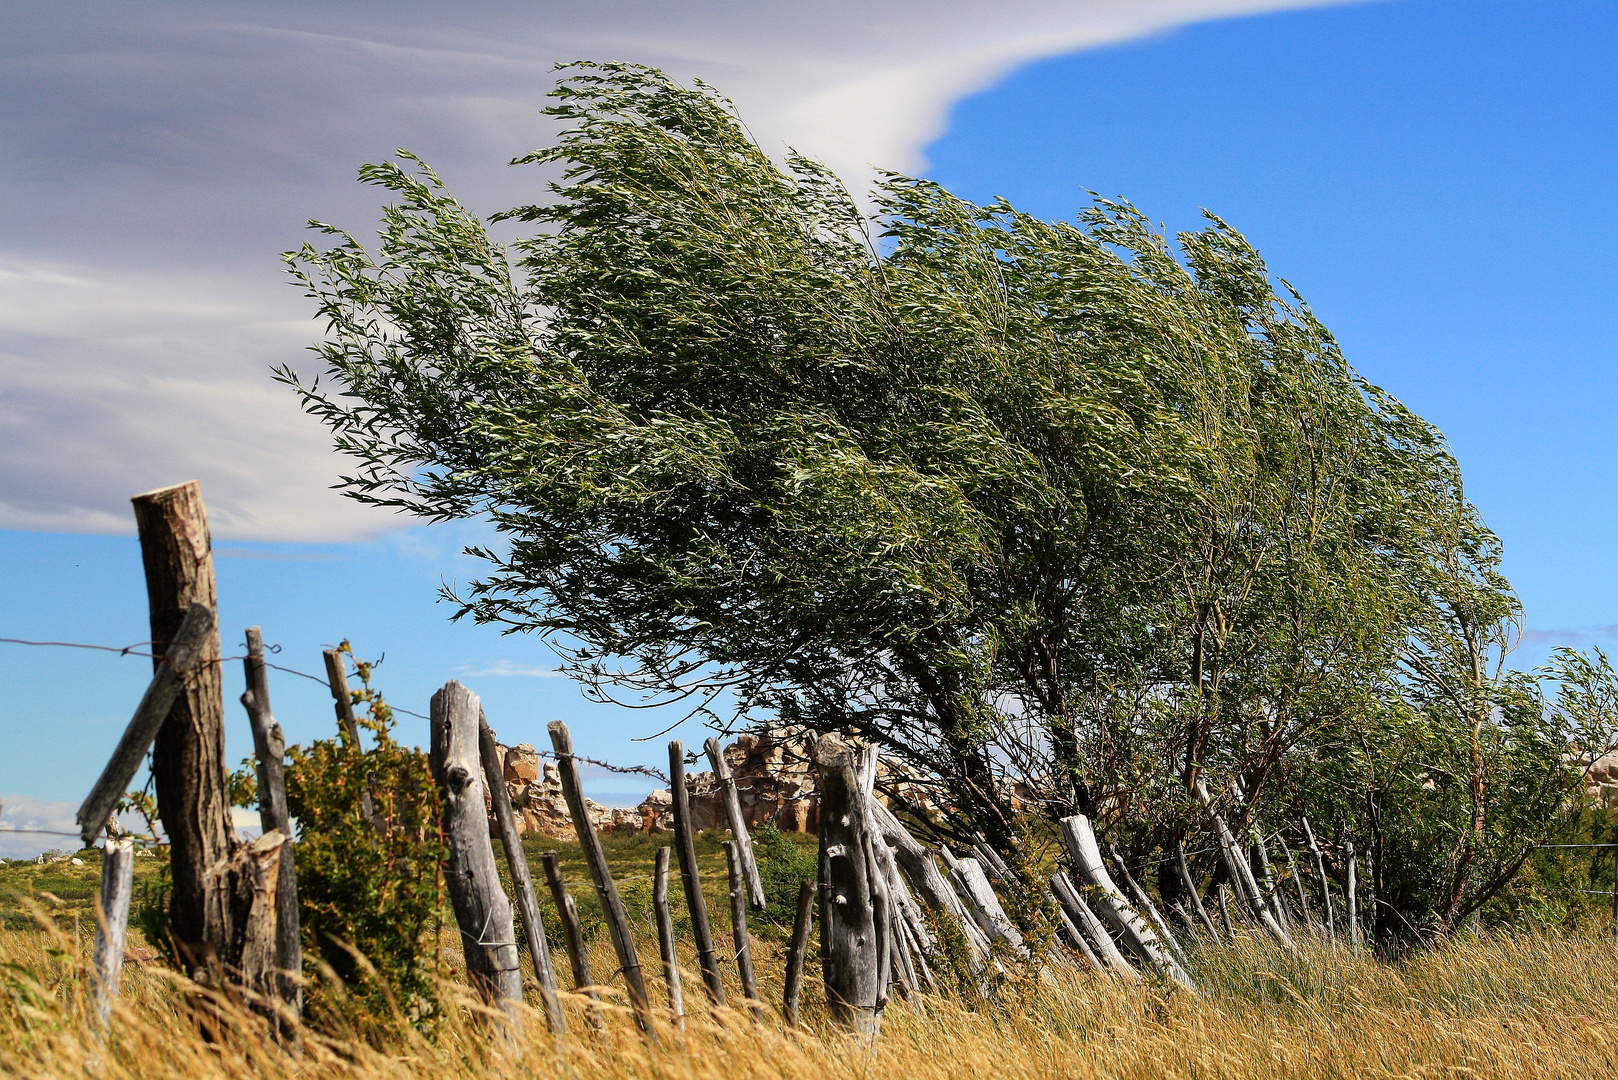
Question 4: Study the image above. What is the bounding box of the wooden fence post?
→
[548,722,654,1037]
[669,740,727,1006]
[478,717,565,1035]
[1252,830,1289,930]
[1217,883,1234,936]
[867,799,989,968]
[1176,841,1219,940]
[541,852,603,1030]
[1303,817,1335,944]
[724,841,765,1018]
[706,738,765,910]
[1060,815,1195,991]
[1193,779,1292,948]
[1278,832,1311,929]
[783,878,816,1027]
[321,649,362,745]
[1346,840,1360,957]
[813,734,883,1038]
[429,681,522,1028]
[1107,841,1186,966]
[240,627,301,1018]
[1049,872,1137,980]
[653,846,685,1030]
[92,838,135,1028]
[131,482,232,983]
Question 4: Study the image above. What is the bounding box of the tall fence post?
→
[429,681,522,1030]
[1303,817,1335,944]
[240,627,302,1020]
[1346,840,1360,957]
[131,481,233,984]
[478,716,565,1035]
[669,740,727,1006]
[653,846,685,1030]
[542,852,603,1030]
[724,840,765,1018]
[706,738,766,910]
[813,734,883,1038]
[783,878,816,1027]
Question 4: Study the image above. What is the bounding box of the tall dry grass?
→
[3,914,1616,1080]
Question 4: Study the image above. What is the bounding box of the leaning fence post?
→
[669,740,727,1006]
[1176,841,1219,940]
[1303,817,1335,944]
[1049,871,1137,981]
[653,846,685,1030]
[706,737,765,909]
[429,681,522,1030]
[92,838,135,1028]
[814,734,883,1038]
[1279,832,1312,929]
[542,852,604,1030]
[479,716,564,1035]
[1217,883,1234,936]
[1107,841,1186,966]
[1346,840,1360,957]
[240,627,301,1020]
[783,878,816,1028]
[1060,815,1195,991]
[549,721,654,1037]
[724,840,765,1018]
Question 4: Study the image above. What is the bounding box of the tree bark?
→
[240,627,301,1018]
[478,716,564,1034]
[429,681,522,1026]
[668,741,727,1006]
[548,722,654,1037]
[814,734,883,1038]
[131,482,232,983]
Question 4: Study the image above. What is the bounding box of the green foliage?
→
[283,646,445,1018]
[750,824,819,938]
[281,61,1612,937]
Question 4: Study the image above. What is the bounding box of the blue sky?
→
[2,0,1615,854]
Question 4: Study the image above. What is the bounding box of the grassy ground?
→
[7,834,1618,1078]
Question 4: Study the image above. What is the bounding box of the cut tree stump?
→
[429,681,522,1029]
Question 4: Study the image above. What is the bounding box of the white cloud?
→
[458,659,565,678]
[0,0,1350,541]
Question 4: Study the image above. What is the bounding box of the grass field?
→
[5,834,1618,1078]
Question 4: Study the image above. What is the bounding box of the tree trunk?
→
[428,681,522,1026]
[478,716,564,1035]
[240,627,301,1019]
[813,734,883,1038]
[668,741,727,1006]
[131,482,232,984]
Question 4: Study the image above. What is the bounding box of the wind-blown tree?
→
[281,64,1523,872]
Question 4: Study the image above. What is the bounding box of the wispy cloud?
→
[1521,625,1618,648]
[457,659,564,678]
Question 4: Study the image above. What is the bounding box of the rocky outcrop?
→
[487,728,933,838]
[1587,752,1618,808]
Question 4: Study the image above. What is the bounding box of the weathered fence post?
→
[478,717,565,1035]
[1346,840,1360,956]
[1176,841,1219,939]
[92,838,135,1028]
[1060,815,1195,991]
[724,841,765,1018]
[131,482,233,984]
[321,648,363,745]
[941,848,1026,954]
[1279,832,1312,929]
[1252,830,1289,930]
[653,846,685,1030]
[814,734,883,1037]
[783,878,816,1028]
[1193,779,1292,948]
[868,799,989,967]
[1107,841,1186,966]
[548,722,654,1037]
[706,738,765,909]
[669,740,727,1006]
[542,852,604,1030]
[1303,817,1335,944]
[429,681,522,1029]
[240,627,301,1019]
[1217,883,1234,936]
[1049,871,1137,980]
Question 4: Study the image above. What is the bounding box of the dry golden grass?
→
[4,910,1617,1080]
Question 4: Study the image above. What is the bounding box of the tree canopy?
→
[283,62,1617,944]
